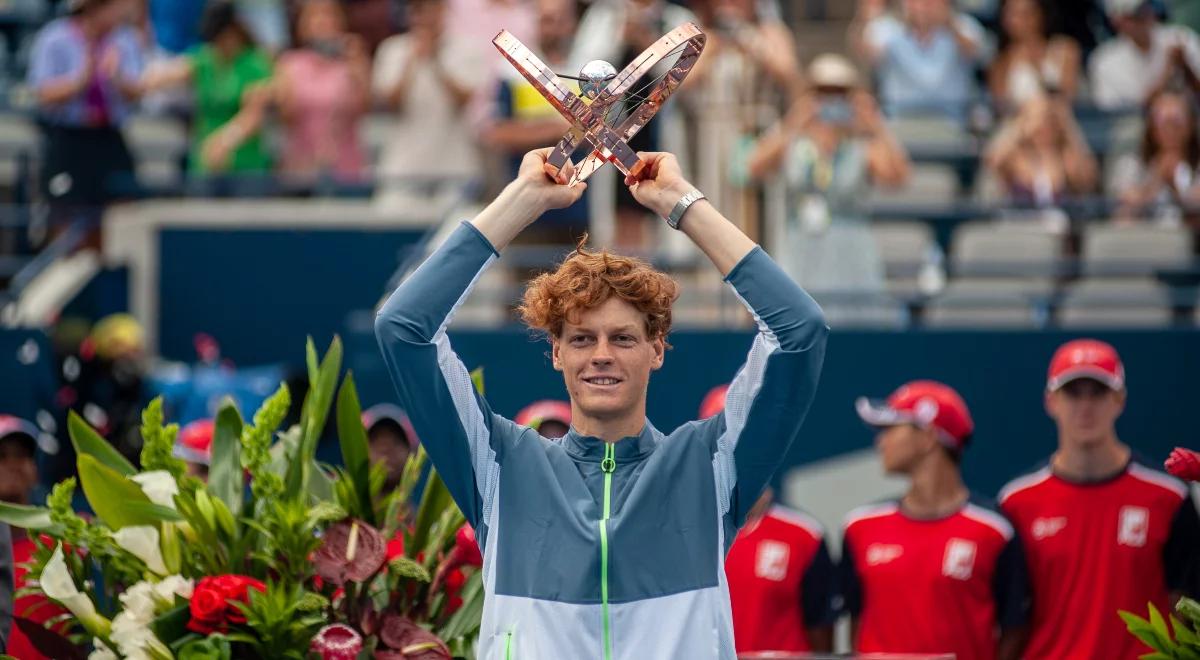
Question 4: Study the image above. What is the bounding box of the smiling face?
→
[552,297,665,424]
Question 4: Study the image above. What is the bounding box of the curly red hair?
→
[519,237,679,343]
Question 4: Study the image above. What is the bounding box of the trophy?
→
[493,23,706,185]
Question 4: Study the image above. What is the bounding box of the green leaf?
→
[0,501,58,531]
[121,501,184,522]
[151,603,191,646]
[76,455,159,529]
[410,470,454,561]
[307,459,335,502]
[287,336,342,500]
[68,410,135,476]
[208,402,244,519]
[336,372,373,522]
[388,555,431,582]
[1171,614,1198,646]
[470,367,485,395]
[1149,602,1172,643]
[438,570,484,642]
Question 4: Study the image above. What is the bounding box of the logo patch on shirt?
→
[942,538,977,580]
[1031,516,1068,540]
[754,540,790,581]
[865,543,904,566]
[1118,506,1150,547]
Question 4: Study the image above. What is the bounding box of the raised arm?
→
[628,153,829,524]
[374,149,584,533]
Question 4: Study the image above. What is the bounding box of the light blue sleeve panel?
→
[374,222,508,542]
[710,246,829,527]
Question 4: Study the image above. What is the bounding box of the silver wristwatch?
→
[665,188,706,230]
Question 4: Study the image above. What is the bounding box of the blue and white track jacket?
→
[375,222,828,659]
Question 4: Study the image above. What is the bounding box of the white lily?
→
[88,640,118,660]
[40,544,111,638]
[130,470,180,509]
[114,526,169,575]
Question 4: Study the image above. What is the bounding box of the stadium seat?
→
[869,220,938,297]
[1081,223,1192,277]
[1057,278,1174,328]
[0,111,37,188]
[868,164,960,206]
[923,279,1044,329]
[950,220,1063,281]
[123,115,189,186]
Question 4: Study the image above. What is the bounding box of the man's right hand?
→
[515,148,587,214]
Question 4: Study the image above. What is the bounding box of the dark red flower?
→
[379,614,451,659]
[450,525,482,569]
[445,595,464,615]
[314,519,387,585]
[1166,447,1200,482]
[309,623,363,660]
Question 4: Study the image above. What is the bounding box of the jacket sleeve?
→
[710,246,828,525]
[374,221,510,542]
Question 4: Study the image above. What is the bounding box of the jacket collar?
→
[562,422,658,462]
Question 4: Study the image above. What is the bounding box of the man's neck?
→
[1052,435,1130,481]
[572,408,646,443]
[903,455,968,519]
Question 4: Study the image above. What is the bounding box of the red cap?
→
[1047,339,1125,391]
[699,384,729,419]
[856,380,975,450]
[176,419,214,464]
[515,400,571,430]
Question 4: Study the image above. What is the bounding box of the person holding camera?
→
[747,54,909,297]
[273,0,370,185]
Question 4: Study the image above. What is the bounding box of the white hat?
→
[1104,0,1150,16]
[808,53,859,89]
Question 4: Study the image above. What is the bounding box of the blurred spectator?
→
[0,415,59,660]
[685,0,804,237]
[484,0,584,242]
[850,0,992,120]
[571,0,696,248]
[747,55,908,295]
[343,0,398,55]
[1090,0,1200,110]
[147,0,206,53]
[235,0,288,52]
[445,0,536,127]
[1170,0,1200,36]
[988,0,1081,113]
[176,418,213,479]
[515,399,571,439]
[28,0,144,229]
[1112,89,1200,223]
[140,1,274,181]
[364,404,418,490]
[273,0,370,185]
[372,0,484,212]
[984,94,1097,210]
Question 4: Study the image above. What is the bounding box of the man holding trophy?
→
[375,20,828,659]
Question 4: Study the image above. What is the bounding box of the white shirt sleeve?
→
[954,13,993,63]
[372,36,411,100]
[863,15,901,60]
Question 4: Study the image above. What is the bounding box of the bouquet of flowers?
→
[0,338,484,659]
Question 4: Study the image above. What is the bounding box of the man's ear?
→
[650,336,665,371]
[551,336,563,371]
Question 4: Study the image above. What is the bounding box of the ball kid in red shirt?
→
[842,381,1030,660]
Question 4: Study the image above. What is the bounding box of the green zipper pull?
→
[599,441,617,660]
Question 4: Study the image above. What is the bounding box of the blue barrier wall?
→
[345,327,1200,497]
[157,228,425,365]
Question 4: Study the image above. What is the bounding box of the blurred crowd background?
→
[0,0,1199,547]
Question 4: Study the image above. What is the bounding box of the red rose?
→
[187,575,266,633]
[386,530,405,560]
[1166,447,1200,482]
[451,525,482,569]
[187,582,229,634]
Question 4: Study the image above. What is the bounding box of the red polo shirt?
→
[725,505,835,654]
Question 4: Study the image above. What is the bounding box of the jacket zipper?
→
[599,442,616,660]
[504,629,514,660]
